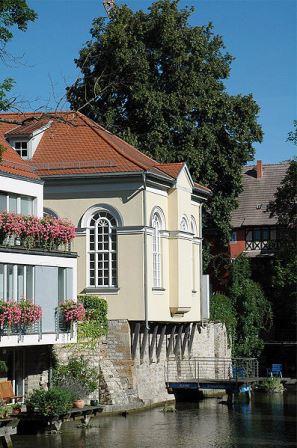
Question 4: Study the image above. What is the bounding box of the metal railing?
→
[165,358,259,383]
[0,319,42,342]
[245,240,281,251]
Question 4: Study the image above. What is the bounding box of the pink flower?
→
[60,300,86,323]
[0,212,76,249]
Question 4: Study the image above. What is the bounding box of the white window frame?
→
[152,212,162,288]
[0,263,35,302]
[13,140,29,159]
[87,211,118,288]
[0,191,35,216]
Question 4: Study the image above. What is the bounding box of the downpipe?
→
[142,172,149,331]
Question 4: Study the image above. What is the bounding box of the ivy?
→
[209,293,237,347]
[77,295,108,344]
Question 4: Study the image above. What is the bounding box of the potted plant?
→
[11,403,22,415]
[59,301,86,327]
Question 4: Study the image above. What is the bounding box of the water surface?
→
[14,391,296,448]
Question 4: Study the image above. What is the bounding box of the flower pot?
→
[73,399,85,409]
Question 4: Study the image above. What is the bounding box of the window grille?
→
[88,211,117,287]
[152,213,162,288]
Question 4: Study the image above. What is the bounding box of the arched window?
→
[152,212,162,288]
[180,216,189,232]
[88,211,117,287]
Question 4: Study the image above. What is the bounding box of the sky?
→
[1,0,296,163]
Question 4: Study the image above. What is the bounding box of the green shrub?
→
[26,387,73,416]
[210,293,237,346]
[53,356,98,400]
[261,378,284,393]
[77,295,108,341]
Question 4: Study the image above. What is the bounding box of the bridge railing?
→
[165,358,259,383]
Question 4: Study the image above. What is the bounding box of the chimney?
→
[256,160,263,178]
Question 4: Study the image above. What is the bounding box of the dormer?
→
[5,120,52,160]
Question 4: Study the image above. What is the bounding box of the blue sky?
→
[1,0,296,163]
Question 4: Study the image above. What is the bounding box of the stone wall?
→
[54,320,231,407]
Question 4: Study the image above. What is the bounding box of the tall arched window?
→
[88,211,117,287]
[152,212,162,288]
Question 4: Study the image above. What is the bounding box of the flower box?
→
[0,212,76,251]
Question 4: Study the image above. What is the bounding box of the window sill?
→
[84,287,120,295]
[152,287,166,294]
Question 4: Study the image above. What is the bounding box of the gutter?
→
[142,172,149,331]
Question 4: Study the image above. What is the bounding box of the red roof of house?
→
[0,111,210,192]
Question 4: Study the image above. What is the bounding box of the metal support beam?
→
[188,322,197,355]
[131,322,140,360]
[174,325,183,357]
[149,325,158,363]
[181,324,191,358]
[140,326,149,361]
[156,325,166,362]
[167,325,176,358]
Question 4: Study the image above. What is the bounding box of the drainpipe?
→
[142,172,149,330]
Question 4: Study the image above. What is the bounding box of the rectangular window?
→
[9,195,17,214]
[0,263,35,302]
[0,193,7,212]
[14,141,28,159]
[0,191,35,216]
[58,268,66,304]
[20,196,33,216]
[230,231,237,242]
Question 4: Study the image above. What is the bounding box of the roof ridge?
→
[76,112,149,171]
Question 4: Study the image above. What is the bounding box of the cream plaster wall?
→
[43,168,205,323]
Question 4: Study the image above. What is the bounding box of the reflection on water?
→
[13,391,296,448]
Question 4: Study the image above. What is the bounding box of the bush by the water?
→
[26,387,73,416]
[261,378,284,393]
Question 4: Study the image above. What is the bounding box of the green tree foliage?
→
[67,0,262,243]
[209,293,236,345]
[0,0,37,112]
[268,158,297,337]
[230,256,272,357]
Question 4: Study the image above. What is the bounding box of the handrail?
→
[165,357,259,383]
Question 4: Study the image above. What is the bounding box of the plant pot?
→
[73,400,85,409]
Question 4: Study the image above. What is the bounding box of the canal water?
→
[14,392,296,448]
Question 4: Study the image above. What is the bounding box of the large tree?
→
[67,0,263,243]
[0,0,37,111]
[268,158,297,338]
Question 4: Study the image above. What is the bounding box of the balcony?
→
[0,212,76,253]
[0,307,76,347]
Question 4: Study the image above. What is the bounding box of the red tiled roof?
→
[0,112,209,193]
[156,162,185,178]
[5,118,50,137]
[194,181,211,193]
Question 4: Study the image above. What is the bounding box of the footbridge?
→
[165,357,259,403]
